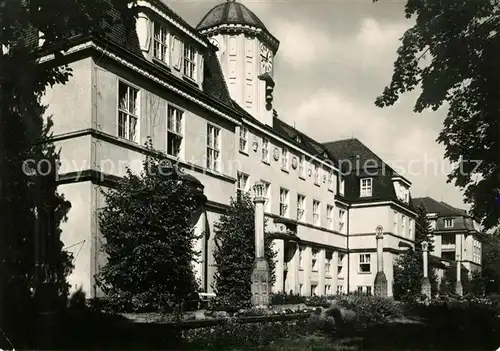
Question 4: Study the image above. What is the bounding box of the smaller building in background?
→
[412,197,483,274]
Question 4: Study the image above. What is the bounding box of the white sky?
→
[167,0,468,210]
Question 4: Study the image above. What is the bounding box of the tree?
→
[480,229,500,295]
[374,0,500,230]
[0,0,134,347]
[97,148,205,313]
[212,193,276,307]
[393,205,438,300]
[439,263,470,296]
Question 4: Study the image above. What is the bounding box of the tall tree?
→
[374,0,500,230]
[97,149,205,313]
[393,205,438,300]
[212,193,276,307]
[480,229,500,295]
[0,0,134,347]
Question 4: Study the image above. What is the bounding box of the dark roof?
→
[412,197,467,217]
[94,0,232,107]
[196,0,268,32]
[230,103,338,165]
[323,138,403,178]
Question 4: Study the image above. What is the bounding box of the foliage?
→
[438,263,470,295]
[374,0,500,230]
[271,292,307,305]
[333,295,404,329]
[212,193,276,306]
[97,146,206,312]
[481,229,500,294]
[180,317,309,350]
[393,205,438,301]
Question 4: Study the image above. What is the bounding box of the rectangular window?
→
[366,286,372,295]
[261,180,271,212]
[279,188,289,217]
[281,148,289,171]
[325,251,332,276]
[409,219,413,239]
[357,286,363,294]
[153,22,169,64]
[393,211,398,234]
[311,249,318,271]
[336,285,343,295]
[338,209,345,232]
[299,155,306,179]
[313,200,320,226]
[299,284,304,295]
[360,178,373,197]
[359,254,371,273]
[325,285,331,296]
[339,178,345,196]
[239,127,248,153]
[298,246,304,269]
[444,218,454,228]
[183,43,196,80]
[166,105,183,158]
[328,170,334,191]
[118,82,139,142]
[401,215,406,236]
[206,124,220,171]
[314,164,320,185]
[326,205,334,229]
[262,137,270,163]
[237,172,249,198]
[297,194,306,221]
[311,284,318,296]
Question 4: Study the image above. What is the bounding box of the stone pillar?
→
[251,182,270,308]
[304,247,312,296]
[455,234,463,296]
[273,239,285,293]
[319,249,326,295]
[421,241,431,300]
[332,251,339,294]
[374,225,388,297]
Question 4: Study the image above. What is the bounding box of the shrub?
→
[305,295,331,308]
[271,292,307,305]
[334,295,404,329]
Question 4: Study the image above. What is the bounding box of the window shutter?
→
[172,37,182,70]
[198,53,204,84]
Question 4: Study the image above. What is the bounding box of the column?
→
[456,234,463,296]
[421,241,431,300]
[304,247,312,296]
[251,182,270,307]
[319,249,326,295]
[273,239,285,293]
[374,225,388,297]
[192,212,206,289]
[332,251,339,294]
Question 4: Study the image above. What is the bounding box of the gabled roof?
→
[323,138,404,179]
[412,197,467,217]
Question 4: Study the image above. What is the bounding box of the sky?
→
[166,0,468,210]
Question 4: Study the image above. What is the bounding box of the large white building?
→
[42,0,425,298]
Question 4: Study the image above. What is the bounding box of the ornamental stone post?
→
[374,225,388,297]
[421,241,431,300]
[251,181,270,308]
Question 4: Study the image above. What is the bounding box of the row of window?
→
[393,211,413,239]
[473,239,481,264]
[299,283,344,296]
[297,249,346,276]
[119,81,223,171]
[152,21,199,81]
[239,127,338,192]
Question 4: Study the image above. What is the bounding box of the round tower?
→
[197,0,280,125]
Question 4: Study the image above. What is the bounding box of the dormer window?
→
[339,178,345,196]
[295,135,302,143]
[360,178,372,197]
[444,218,454,228]
[153,22,170,64]
[183,43,196,80]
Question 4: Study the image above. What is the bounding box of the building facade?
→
[412,197,483,274]
[42,0,420,298]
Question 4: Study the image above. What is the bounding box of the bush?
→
[181,317,310,349]
[334,295,404,329]
[270,292,307,305]
[305,295,331,308]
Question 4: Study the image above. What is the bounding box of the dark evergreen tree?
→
[393,205,438,300]
[479,229,500,295]
[97,147,205,312]
[212,193,276,307]
[374,0,500,230]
